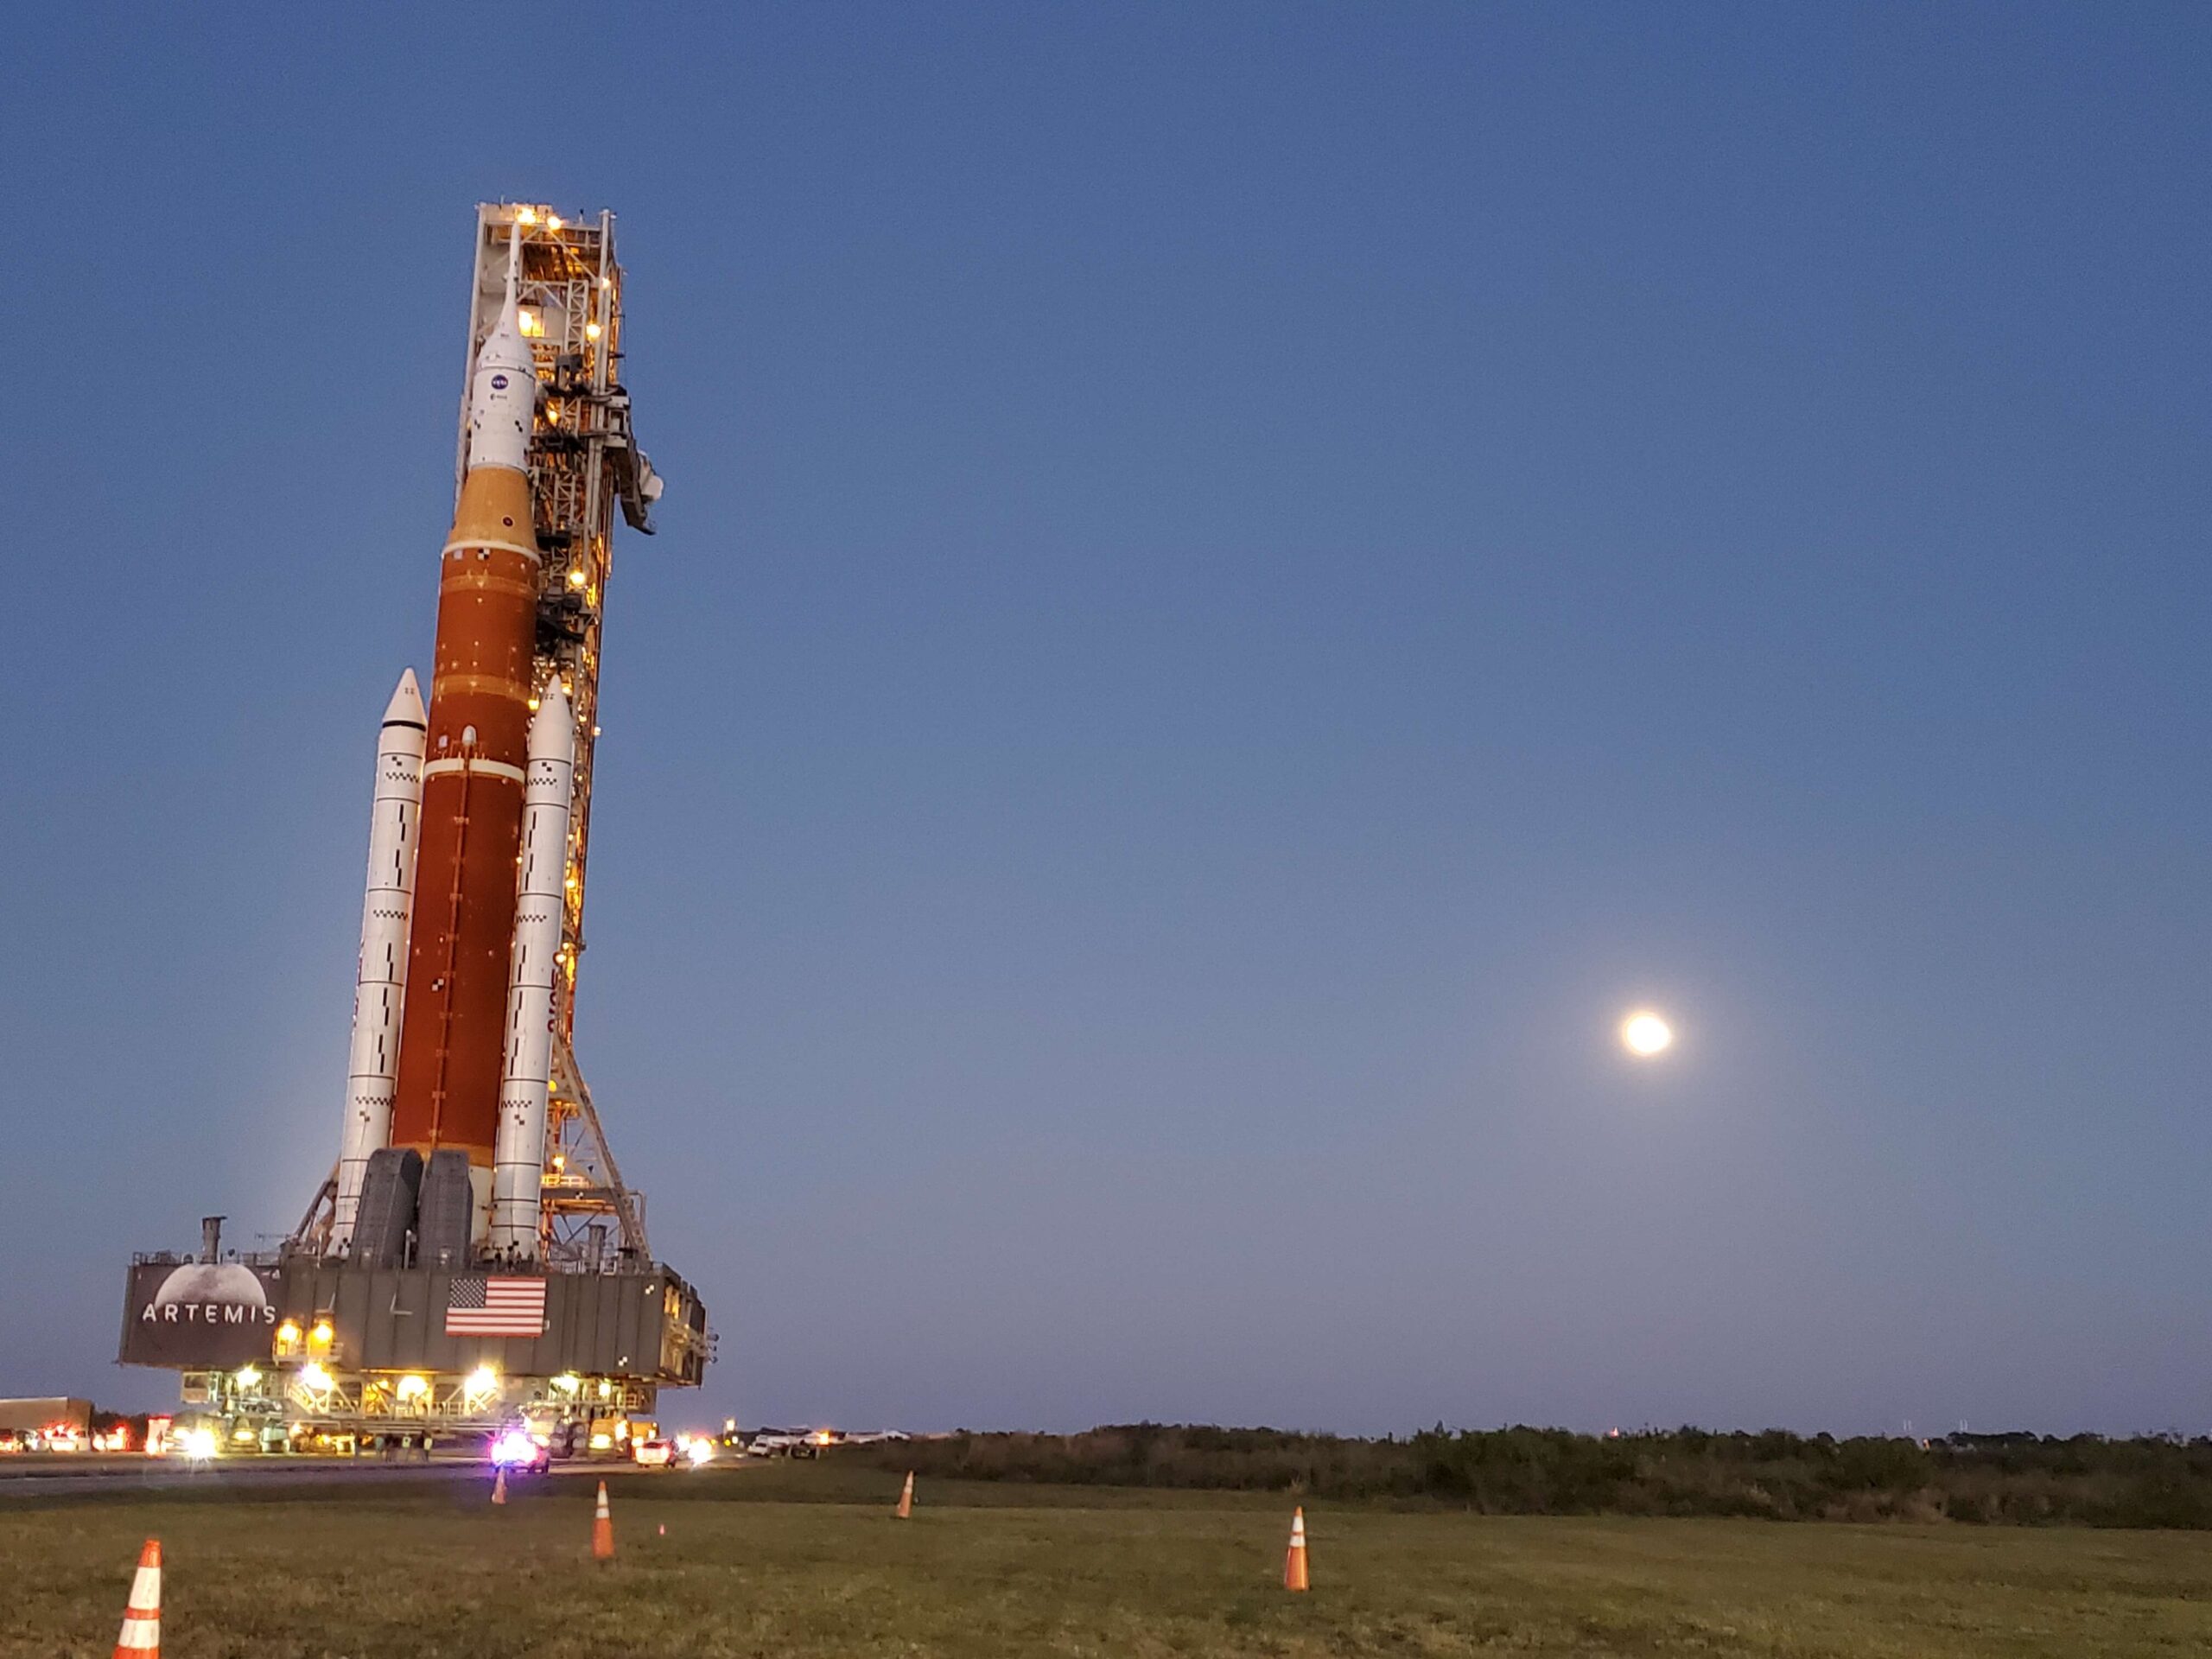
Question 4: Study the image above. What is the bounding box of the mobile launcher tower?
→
[120,205,711,1449]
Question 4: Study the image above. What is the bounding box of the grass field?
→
[7,1462,2211,1656]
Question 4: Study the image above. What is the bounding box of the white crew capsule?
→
[467,220,537,476]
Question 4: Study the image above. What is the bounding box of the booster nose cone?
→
[382,668,427,729]
[527,683,575,765]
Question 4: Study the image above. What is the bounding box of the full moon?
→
[1620,1011,1675,1057]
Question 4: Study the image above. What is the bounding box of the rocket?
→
[334,220,567,1254]
[389,219,543,1234]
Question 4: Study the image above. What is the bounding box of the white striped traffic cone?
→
[1283,1508,1309,1592]
[592,1480,615,1561]
[894,1470,914,1519]
[114,1539,161,1655]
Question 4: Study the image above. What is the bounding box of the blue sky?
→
[3,3,2206,1434]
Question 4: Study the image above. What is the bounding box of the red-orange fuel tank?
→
[387,459,541,1191]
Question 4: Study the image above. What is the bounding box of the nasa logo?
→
[491,373,510,391]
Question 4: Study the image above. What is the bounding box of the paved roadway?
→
[0,1454,494,1499]
[0,1453,709,1499]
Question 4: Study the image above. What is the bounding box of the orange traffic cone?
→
[113,1539,161,1656]
[491,1466,508,1506]
[592,1480,615,1561]
[1283,1508,1309,1592]
[894,1471,914,1519]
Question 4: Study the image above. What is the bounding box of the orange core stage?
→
[389,461,542,1171]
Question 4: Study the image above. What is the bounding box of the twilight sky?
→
[3,3,2206,1436]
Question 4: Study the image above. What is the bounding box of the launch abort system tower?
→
[120,205,709,1450]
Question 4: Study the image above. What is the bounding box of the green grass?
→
[7,1463,2212,1656]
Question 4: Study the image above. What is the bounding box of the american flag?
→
[444,1275,547,1337]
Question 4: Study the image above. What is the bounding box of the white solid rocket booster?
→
[332,670,428,1249]
[490,683,575,1255]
